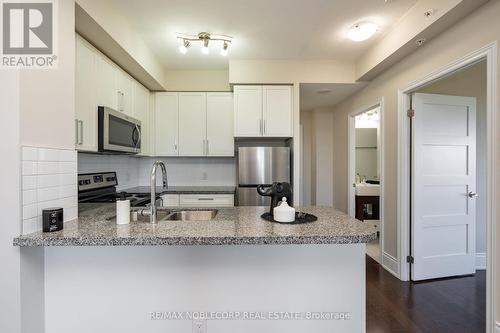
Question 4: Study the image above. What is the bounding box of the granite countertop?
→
[13,204,377,247]
[122,186,235,195]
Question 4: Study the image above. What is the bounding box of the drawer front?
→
[179,194,234,207]
[161,194,180,207]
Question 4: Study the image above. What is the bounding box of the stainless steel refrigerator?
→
[237,147,291,206]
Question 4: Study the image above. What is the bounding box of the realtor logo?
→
[1,0,57,68]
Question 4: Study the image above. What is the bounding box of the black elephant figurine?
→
[257,182,293,216]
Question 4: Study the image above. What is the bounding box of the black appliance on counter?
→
[78,172,157,207]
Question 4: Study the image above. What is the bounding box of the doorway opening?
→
[409,61,487,281]
[397,43,497,332]
[348,101,384,264]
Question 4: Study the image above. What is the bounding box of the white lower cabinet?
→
[160,194,180,207]
[160,194,234,207]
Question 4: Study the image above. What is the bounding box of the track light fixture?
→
[178,39,190,54]
[220,41,229,56]
[176,32,232,56]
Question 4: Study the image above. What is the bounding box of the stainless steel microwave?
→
[98,106,141,154]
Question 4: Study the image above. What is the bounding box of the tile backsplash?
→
[78,154,236,189]
[78,154,141,190]
[22,146,77,235]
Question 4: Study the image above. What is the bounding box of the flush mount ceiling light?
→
[176,32,232,56]
[347,22,378,42]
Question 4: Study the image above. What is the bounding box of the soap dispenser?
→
[273,197,296,223]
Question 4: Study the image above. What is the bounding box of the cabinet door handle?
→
[206,139,209,156]
[79,120,83,145]
[117,91,124,112]
[197,198,214,201]
[75,119,79,145]
[259,119,262,135]
[263,119,266,135]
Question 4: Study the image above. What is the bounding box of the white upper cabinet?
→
[75,35,98,152]
[206,93,234,156]
[263,86,293,137]
[178,92,207,156]
[95,56,119,110]
[75,34,151,154]
[154,92,179,156]
[134,83,150,155]
[234,86,263,137]
[117,71,135,115]
[152,92,235,157]
[233,85,292,137]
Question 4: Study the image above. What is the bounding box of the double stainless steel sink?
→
[132,207,218,222]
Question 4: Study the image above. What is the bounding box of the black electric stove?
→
[78,172,155,207]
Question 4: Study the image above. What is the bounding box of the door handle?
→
[468,191,478,198]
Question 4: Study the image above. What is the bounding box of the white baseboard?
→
[476,252,486,270]
[381,251,399,278]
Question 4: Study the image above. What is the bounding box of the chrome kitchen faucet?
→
[149,161,168,224]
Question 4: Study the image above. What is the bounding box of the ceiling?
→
[300,83,367,111]
[109,0,417,70]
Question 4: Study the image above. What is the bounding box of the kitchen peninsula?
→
[14,205,375,333]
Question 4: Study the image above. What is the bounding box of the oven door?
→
[99,106,141,153]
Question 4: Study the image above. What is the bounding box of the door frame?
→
[397,42,497,332]
[347,97,385,267]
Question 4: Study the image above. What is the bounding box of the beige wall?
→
[76,0,164,88]
[19,0,75,149]
[0,71,21,333]
[229,60,355,84]
[301,111,313,205]
[330,0,499,321]
[164,70,230,91]
[300,108,334,206]
[418,61,487,255]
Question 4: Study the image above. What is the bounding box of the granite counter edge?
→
[13,233,377,247]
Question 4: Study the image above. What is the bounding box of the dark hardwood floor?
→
[366,256,486,333]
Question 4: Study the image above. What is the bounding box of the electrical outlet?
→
[192,320,207,333]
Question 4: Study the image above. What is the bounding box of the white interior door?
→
[412,93,477,281]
